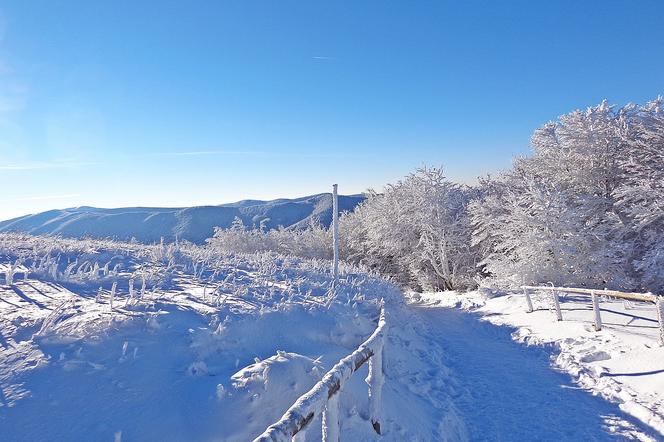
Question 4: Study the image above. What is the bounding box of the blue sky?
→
[1,1,663,219]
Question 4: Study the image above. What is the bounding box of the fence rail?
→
[254,302,387,442]
[521,285,664,346]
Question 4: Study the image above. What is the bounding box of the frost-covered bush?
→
[207,217,332,260]
[0,233,171,291]
[0,232,398,314]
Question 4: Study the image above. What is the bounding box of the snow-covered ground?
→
[412,290,664,439]
[0,237,398,441]
[1,234,663,441]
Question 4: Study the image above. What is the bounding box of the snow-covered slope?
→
[0,234,397,440]
[0,193,365,244]
[1,234,660,441]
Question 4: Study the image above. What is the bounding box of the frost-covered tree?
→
[614,98,664,291]
[470,165,624,288]
[528,100,630,201]
[469,99,664,290]
[341,167,477,290]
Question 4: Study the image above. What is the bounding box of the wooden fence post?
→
[5,266,13,286]
[591,291,602,331]
[367,338,384,434]
[523,287,533,313]
[322,391,339,442]
[656,295,664,347]
[110,281,117,311]
[292,429,307,442]
[552,290,562,321]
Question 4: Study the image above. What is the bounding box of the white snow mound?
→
[217,351,323,440]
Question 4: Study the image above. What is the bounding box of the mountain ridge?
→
[0,193,366,244]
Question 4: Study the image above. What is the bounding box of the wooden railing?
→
[521,285,664,345]
[254,303,387,442]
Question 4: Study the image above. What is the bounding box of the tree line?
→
[208,98,664,293]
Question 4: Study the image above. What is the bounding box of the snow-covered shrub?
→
[207,217,332,260]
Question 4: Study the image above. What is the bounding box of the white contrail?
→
[0,161,95,170]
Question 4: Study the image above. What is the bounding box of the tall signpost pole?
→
[332,184,339,287]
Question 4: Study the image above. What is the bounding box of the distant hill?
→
[0,193,366,244]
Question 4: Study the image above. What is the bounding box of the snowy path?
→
[393,303,660,441]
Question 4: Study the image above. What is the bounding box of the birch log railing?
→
[254,303,387,442]
[521,285,664,346]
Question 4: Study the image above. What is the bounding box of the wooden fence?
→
[521,285,664,346]
[253,303,387,442]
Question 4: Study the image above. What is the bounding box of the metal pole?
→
[332,184,339,287]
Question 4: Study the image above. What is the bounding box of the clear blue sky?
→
[1,1,663,219]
